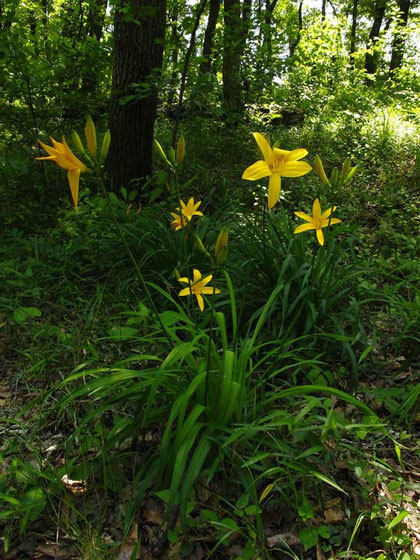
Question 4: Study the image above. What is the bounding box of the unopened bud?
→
[153,139,169,165]
[313,155,329,186]
[215,227,229,265]
[173,268,180,281]
[168,147,176,165]
[340,157,351,182]
[99,130,111,164]
[343,166,357,184]
[85,116,97,157]
[194,235,211,258]
[72,131,86,155]
[331,167,339,187]
[176,135,185,164]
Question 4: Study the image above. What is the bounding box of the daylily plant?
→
[242,133,312,209]
[294,198,341,246]
[178,269,220,311]
[36,136,87,210]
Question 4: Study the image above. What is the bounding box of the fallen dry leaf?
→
[324,507,345,523]
[266,532,300,548]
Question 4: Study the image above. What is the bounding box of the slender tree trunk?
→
[172,0,208,142]
[262,0,278,80]
[364,0,386,76]
[389,0,411,73]
[200,0,220,74]
[108,0,166,189]
[223,0,242,113]
[290,0,303,56]
[349,0,358,57]
[321,0,326,17]
[81,0,108,93]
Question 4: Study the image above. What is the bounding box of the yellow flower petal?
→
[294,211,313,222]
[200,274,213,287]
[312,198,321,219]
[196,293,204,312]
[201,287,221,294]
[321,206,337,220]
[193,269,201,283]
[287,148,308,161]
[178,277,189,284]
[242,160,271,181]
[268,174,281,209]
[253,132,272,163]
[179,287,192,296]
[316,228,325,245]
[328,218,341,225]
[281,160,312,177]
[294,223,315,234]
[67,169,81,210]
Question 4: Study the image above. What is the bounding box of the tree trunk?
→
[108,0,166,189]
[290,0,303,56]
[321,0,326,18]
[349,0,358,57]
[389,0,411,73]
[364,0,386,76]
[222,0,251,114]
[200,0,220,74]
[262,0,278,80]
[172,0,208,142]
[81,0,108,93]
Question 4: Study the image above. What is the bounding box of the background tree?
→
[389,0,414,73]
[364,0,386,77]
[108,0,166,188]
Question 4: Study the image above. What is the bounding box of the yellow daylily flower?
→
[178,269,221,312]
[170,212,187,231]
[242,132,312,209]
[170,197,203,231]
[180,197,203,220]
[294,198,341,246]
[36,136,87,210]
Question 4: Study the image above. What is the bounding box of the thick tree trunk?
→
[199,0,220,74]
[349,0,358,57]
[364,0,386,76]
[321,0,326,17]
[108,0,166,189]
[389,0,411,73]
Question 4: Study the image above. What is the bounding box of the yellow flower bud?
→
[84,116,97,157]
[313,156,329,186]
[194,235,211,258]
[99,130,111,164]
[72,131,86,155]
[153,139,169,164]
[331,167,339,187]
[340,157,351,182]
[215,227,229,265]
[343,166,357,184]
[168,147,176,165]
[176,135,185,164]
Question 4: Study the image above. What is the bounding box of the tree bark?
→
[389,0,411,73]
[172,0,208,142]
[349,0,358,57]
[290,0,303,56]
[200,0,220,74]
[364,0,386,76]
[222,0,251,114]
[108,0,166,189]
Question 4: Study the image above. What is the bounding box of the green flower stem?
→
[97,175,174,348]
